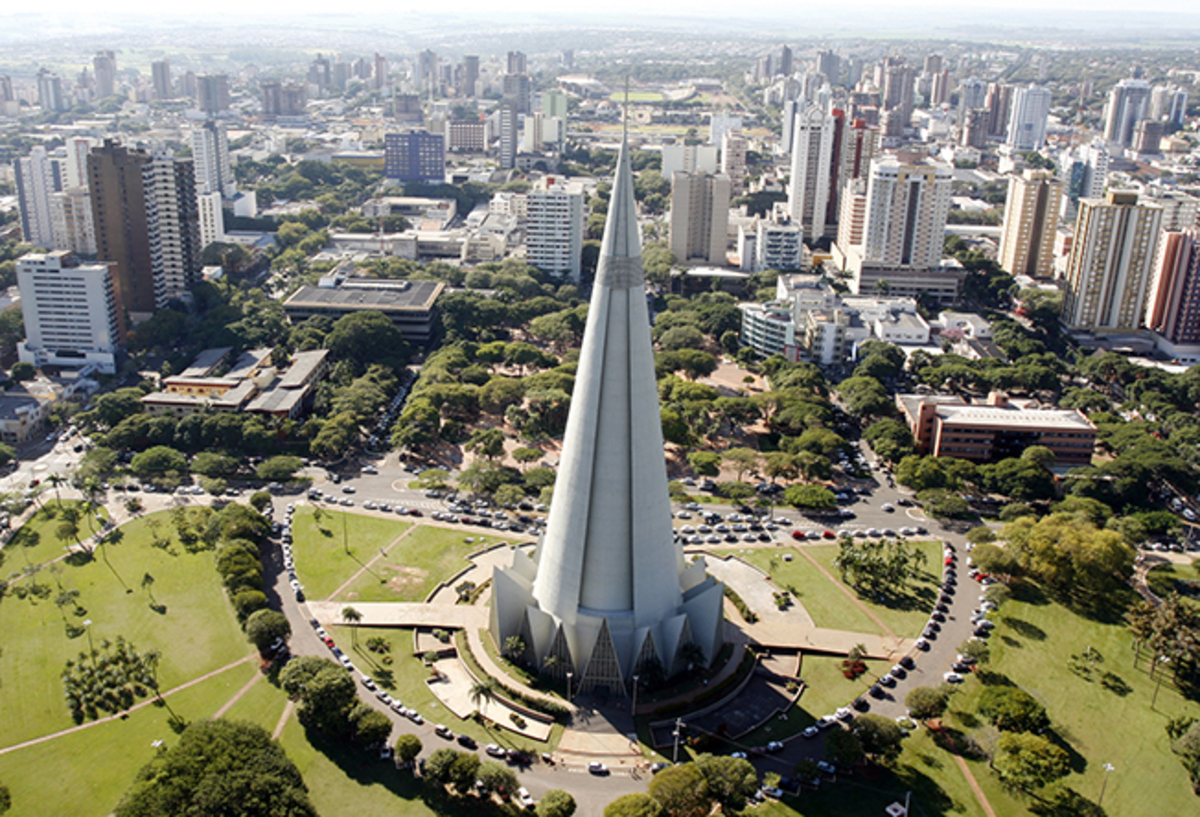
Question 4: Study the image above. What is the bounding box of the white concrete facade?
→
[17,251,119,373]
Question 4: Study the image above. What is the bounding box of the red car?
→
[791,530,804,540]
[822,530,836,539]
[409,509,423,517]
[323,636,335,648]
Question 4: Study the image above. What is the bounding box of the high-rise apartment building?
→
[754,205,803,271]
[709,113,743,147]
[197,191,226,249]
[15,147,61,249]
[416,50,438,91]
[0,75,13,102]
[93,50,117,99]
[1104,78,1151,147]
[1060,141,1109,219]
[1133,120,1164,155]
[506,51,527,75]
[542,89,568,120]
[999,169,1063,279]
[196,74,230,114]
[1147,228,1200,348]
[190,121,235,198]
[662,144,718,179]
[838,118,880,200]
[721,131,748,194]
[788,104,836,241]
[985,82,1013,139]
[837,178,869,250]
[49,188,96,256]
[816,50,840,85]
[778,45,793,77]
[151,60,171,100]
[1006,85,1052,151]
[526,176,585,283]
[261,81,307,117]
[498,103,517,170]
[882,59,914,136]
[670,171,731,265]
[37,71,67,112]
[1062,190,1163,331]
[502,73,532,115]
[959,78,988,118]
[88,140,202,322]
[16,251,121,373]
[383,130,445,183]
[1144,188,1200,232]
[862,154,953,269]
[461,55,479,97]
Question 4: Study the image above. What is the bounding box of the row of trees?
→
[604,754,758,817]
[279,656,393,748]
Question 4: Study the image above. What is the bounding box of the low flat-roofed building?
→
[897,391,1096,464]
[282,277,443,344]
[0,387,53,444]
[141,378,258,416]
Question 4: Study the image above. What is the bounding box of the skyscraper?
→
[1006,85,1052,151]
[190,121,235,199]
[999,169,1063,279]
[498,102,517,170]
[1060,141,1109,219]
[37,70,67,112]
[502,73,532,115]
[816,50,840,85]
[721,131,748,194]
[15,147,60,249]
[1062,190,1163,331]
[383,131,445,183]
[151,60,171,100]
[985,82,1013,140]
[881,59,914,136]
[778,45,793,77]
[526,176,585,283]
[506,51,527,75]
[1147,228,1200,347]
[670,171,731,265]
[490,138,725,696]
[16,251,121,372]
[374,53,389,90]
[958,78,988,118]
[461,55,479,97]
[862,154,953,269]
[1104,78,1151,147]
[93,50,117,99]
[88,140,202,322]
[196,75,230,114]
[49,188,96,256]
[788,104,836,241]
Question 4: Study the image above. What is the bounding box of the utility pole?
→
[631,675,640,716]
[1095,763,1115,815]
[672,718,684,764]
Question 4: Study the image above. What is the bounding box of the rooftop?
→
[284,279,443,312]
[179,347,232,378]
[899,393,1095,431]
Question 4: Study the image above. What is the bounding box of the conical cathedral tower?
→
[490,137,725,697]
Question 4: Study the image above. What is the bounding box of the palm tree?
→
[469,677,499,716]
[341,606,363,649]
[47,473,66,505]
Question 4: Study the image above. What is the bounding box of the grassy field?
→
[938,583,1199,816]
[0,500,111,573]
[0,510,250,747]
[742,548,884,635]
[1146,560,1200,607]
[608,91,664,102]
[806,540,944,637]
[288,507,412,600]
[0,660,259,817]
[216,673,289,732]
[333,525,523,604]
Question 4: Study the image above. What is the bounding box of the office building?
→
[1145,188,1200,232]
[661,144,718,179]
[721,131,748,194]
[16,251,121,373]
[283,275,444,344]
[307,55,331,93]
[1062,190,1163,331]
[416,49,438,91]
[670,171,731,265]
[447,121,486,152]
[491,138,724,696]
[151,60,171,100]
[788,104,837,241]
[37,71,67,112]
[502,73,532,115]
[15,147,61,249]
[1168,88,1189,127]
[1133,120,1164,155]
[506,51,527,75]
[383,131,445,183]
[898,392,1096,465]
[1148,228,1200,348]
[1060,141,1109,219]
[985,82,1013,139]
[498,103,517,170]
[754,205,803,271]
[88,141,202,322]
[190,121,235,199]
[816,50,840,85]
[1104,78,1151,147]
[196,74,230,114]
[526,176,585,283]
[49,188,96,256]
[93,50,117,99]
[1006,85,1052,151]
[461,55,479,96]
[542,89,568,120]
[862,153,953,269]
[260,81,306,117]
[960,108,989,149]
[931,70,950,106]
[999,169,1063,279]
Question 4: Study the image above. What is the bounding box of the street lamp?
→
[672,718,684,764]
[83,619,96,667]
[1152,656,1172,709]
[1095,763,1115,814]
[566,672,573,702]
[631,674,640,716]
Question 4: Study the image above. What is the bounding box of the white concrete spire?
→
[490,138,725,696]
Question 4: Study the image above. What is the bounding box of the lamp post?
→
[1152,656,1171,709]
[1095,763,1115,814]
[672,718,684,764]
[566,672,573,702]
[631,675,640,716]
[83,619,96,667]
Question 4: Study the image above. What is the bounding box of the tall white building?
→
[197,191,227,249]
[862,153,953,269]
[661,144,718,179]
[1006,85,1052,151]
[1060,141,1109,219]
[754,204,803,271]
[788,103,836,241]
[143,154,203,305]
[525,176,584,283]
[709,112,743,146]
[498,102,517,170]
[190,121,235,199]
[49,188,96,256]
[1104,79,1151,147]
[15,147,60,249]
[63,137,95,189]
[721,131,748,194]
[670,171,731,265]
[17,251,120,373]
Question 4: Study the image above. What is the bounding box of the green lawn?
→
[289,507,412,600]
[608,91,664,102]
[0,510,251,748]
[1147,560,1200,607]
[939,584,1198,816]
[806,540,944,637]
[333,525,528,604]
[742,548,884,636]
[0,499,111,573]
[217,674,290,732]
[0,661,259,817]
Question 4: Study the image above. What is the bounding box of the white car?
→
[943,672,964,683]
[518,787,535,807]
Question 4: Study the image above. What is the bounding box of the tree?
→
[535,789,577,817]
[850,714,905,763]
[861,418,915,462]
[824,727,864,767]
[113,719,317,817]
[424,748,460,786]
[719,481,755,502]
[469,677,500,715]
[965,527,996,545]
[466,427,506,462]
[605,793,664,817]
[784,484,836,511]
[917,489,972,520]
[256,456,304,482]
[502,635,526,661]
[722,447,760,482]
[905,686,951,721]
[341,606,362,649]
[838,376,893,420]
[9,361,34,381]
[474,760,517,795]
[512,446,543,469]
[687,451,721,477]
[494,483,526,508]
[0,781,8,815]
[351,706,392,746]
[648,763,710,817]
[978,687,1049,733]
[326,310,411,372]
[245,610,291,654]
[694,754,758,812]
[992,732,1069,791]
[970,543,1021,579]
[130,446,188,478]
[395,733,422,766]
